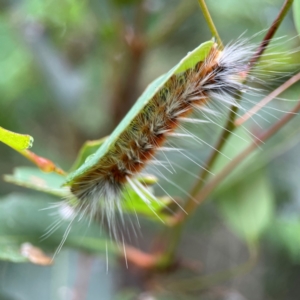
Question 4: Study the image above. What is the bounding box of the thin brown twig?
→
[165,94,300,228]
[193,97,300,207]
[18,149,66,175]
[160,0,294,264]
[123,244,159,269]
[182,0,294,222]
[235,72,300,126]
[248,0,294,69]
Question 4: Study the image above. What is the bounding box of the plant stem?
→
[194,97,300,207]
[162,94,300,265]
[161,0,294,265]
[181,0,294,221]
[248,0,294,69]
[236,72,300,126]
[198,0,223,49]
[187,61,300,211]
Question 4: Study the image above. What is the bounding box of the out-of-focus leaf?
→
[212,127,252,171]
[258,46,300,74]
[0,19,32,101]
[4,167,67,197]
[122,186,171,222]
[0,126,33,150]
[69,137,107,171]
[217,171,274,242]
[0,194,117,263]
[270,219,300,263]
[23,0,89,27]
[0,240,29,263]
[211,126,254,192]
[293,0,300,35]
[5,167,168,223]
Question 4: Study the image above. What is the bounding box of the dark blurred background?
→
[1,0,300,299]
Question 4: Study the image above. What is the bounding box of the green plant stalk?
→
[198,0,223,49]
[159,0,294,266]
[193,96,300,208]
[160,88,300,268]
[189,0,294,208]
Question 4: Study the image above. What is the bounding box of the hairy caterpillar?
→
[56,37,277,243]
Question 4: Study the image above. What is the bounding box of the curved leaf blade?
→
[69,137,107,172]
[4,167,67,197]
[217,171,274,242]
[0,126,33,150]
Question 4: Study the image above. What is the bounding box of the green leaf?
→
[0,19,32,101]
[293,0,300,35]
[4,167,67,197]
[0,240,29,263]
[4,167,169,223]
[217,171,274,242]
[211,126,254,193]
[122,186,171,222]
[65,40,214,185]
[69,137,107,171]
[24,0,88,27]
[174,42,215,74]
[0,126,33,150]
[0,194,117,262]
[269,219,300,263]
[212,127,252,172]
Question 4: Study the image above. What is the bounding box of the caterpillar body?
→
[61,39,263,241]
